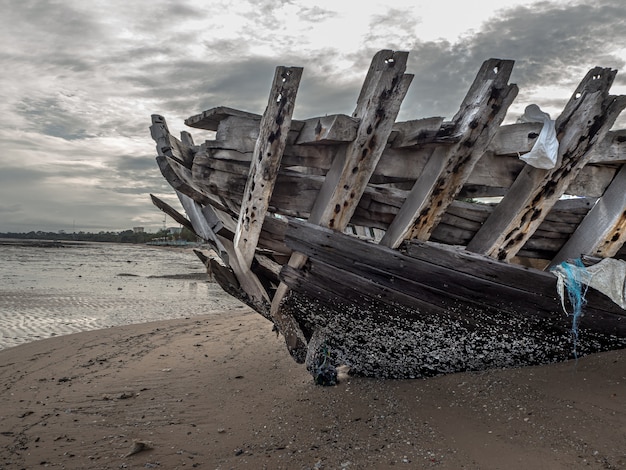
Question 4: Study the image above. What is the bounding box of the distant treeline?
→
[0,227,198,244]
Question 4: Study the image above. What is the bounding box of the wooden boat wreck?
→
[150,50,626,383]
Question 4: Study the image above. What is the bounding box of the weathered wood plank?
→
[295,114,359,144]
[467,67,626,261]
[489,122,542,155]
[488,124,626,164]
[193,109,622,201]
[380,59,518,248]
[233,66,303,269]
[389,117,444,148]
[308,50,413,229]
[550,164,626,266]
[185,106,262,131]
[283,218,624,319]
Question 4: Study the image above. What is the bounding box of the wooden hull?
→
[149,50,626,382]
[279,219,626,378]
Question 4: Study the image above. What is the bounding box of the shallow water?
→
[0,240,244,349]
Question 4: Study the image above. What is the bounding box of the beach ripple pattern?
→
[0,242,243,350]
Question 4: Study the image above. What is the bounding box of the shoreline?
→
[1,309,624,469]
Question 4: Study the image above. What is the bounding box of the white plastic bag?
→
[517,104,559,169]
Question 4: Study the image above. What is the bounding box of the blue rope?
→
[313,344,337,386]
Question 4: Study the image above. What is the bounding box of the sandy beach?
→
[1,241,625,469]
[0,306,625,470]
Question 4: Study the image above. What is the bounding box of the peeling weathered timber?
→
[467,67,626,261]
[381,59,518,248]
[550,164,626,266]
[279,218,626,378]
[234,66,303,269]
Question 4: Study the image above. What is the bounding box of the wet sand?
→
[0,306,625,469]
[0,241,240,350]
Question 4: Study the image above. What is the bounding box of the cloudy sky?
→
[1,0,625,233]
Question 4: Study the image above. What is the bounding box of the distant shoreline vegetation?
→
[0,227,199,245]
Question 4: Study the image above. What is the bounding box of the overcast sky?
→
[1,0,625,233]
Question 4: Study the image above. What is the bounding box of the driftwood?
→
[150,50,626,381]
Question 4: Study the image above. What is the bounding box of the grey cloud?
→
[2,0,626,233]
[382,0,626,121]
[16,96,92,140]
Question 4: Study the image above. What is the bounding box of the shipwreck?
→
[150,50,626,383]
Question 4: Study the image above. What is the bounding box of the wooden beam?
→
[233,66,303,269]
[467,67,626,261]
[380,59,518,248]
[550,164,626,266]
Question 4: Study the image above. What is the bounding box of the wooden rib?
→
[467,67,626,261]
[550,164,626,266]
[380,59,518,248]
[233,66,303,269]
[308,50,413,228]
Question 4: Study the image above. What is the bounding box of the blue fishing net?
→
[555,259,591,358]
